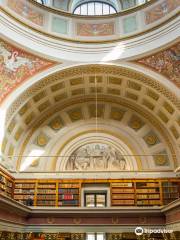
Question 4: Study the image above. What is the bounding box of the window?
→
[73,1,117,15]
[35,0,49,5]
[85,192,107,207]
[86,233,105,240]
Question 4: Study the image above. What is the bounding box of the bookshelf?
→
[14,180,36,205]
[0,170,14,198]
[7,178,180,207]
[162,181,180,205]
[111,182,135,206]
[36,181,56,206]
[58,182,81,207]
[136,181,161,206]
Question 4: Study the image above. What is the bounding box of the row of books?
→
[59,189,79,194]
[112,194,134,199]
[136,183,159,188]
[111,188,134,193]
[111,183,133,187]
[37,195,56,200]
[59,194,79,200]
[59,184,80,188]
[162,188,179,193]
[37,189,56,194]
[162,182,178,187]
[136,189,159,193]
[15,183,35,188]
[137,194,160,199]
[14,189,34,194]
[137,200,160,205]
[58,200,79,205]
[37,201,56,205]
[14,195,30,200]
[38,184,56,189]
[112,199,135,205]
[163,193,179,198]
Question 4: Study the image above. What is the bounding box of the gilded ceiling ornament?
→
[30,158,40,167]
[49,117,63,130]
[36,133,48,146]
[144,132,159,146]
[154,151,169,166]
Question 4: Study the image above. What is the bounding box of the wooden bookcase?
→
[58,182,81,207]
[36,181,56,206]
[14,180,36,205]
[161,180,180,205]
[111,181,135,206]
[0,169,14,198]
[136,180,161,206]
[11,178,180,207]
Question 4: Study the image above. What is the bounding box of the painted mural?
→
[0,39,55,104]
[145,0,179,25]
[7,0,44,26]
[77,22,115,37]
[135,43,180,88]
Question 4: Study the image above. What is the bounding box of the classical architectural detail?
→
[6,65,179,121]
[135,42,180,88]
[36,133,49,146]
[154,151,169,166]
[7,0,45,26]
[77,22,115,36]
[66,143,129,171]
[0,38,56,104]
[145,0,179,25]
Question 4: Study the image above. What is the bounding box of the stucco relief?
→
[77,23,115,36]
[135,43,180,88]
[66,143,128,171]
[145,0,179,25]
[0,39,55,104]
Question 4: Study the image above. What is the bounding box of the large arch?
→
[0,64,179,176]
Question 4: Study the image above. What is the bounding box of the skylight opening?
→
[73,1,117,16]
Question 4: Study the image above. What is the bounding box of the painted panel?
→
[52,17,68,35]
[52,0,69,11]
[7,0,44,26]
[0,39,55,104]
[77,22,115,37]
[123,16,137,34]
[145,0,179,25]
[135,42,180,88]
